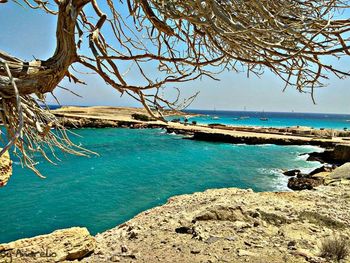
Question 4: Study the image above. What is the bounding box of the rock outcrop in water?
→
[286,144,350,191]
[331,144,350,163]
[283,169,301,177]
[287,176,324,190]
[308,144,350,164]
[53,106,350,148]
[1,165,349,263]
[285,165,334,191]
[170,128,343,148]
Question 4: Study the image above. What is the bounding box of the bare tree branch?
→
[1,0,350,175]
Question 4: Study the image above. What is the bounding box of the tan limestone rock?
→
[0,149,12,187]
[0,227,95,263]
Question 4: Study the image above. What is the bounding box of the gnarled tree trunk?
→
[1,0,350,179]
[0,0,90,98]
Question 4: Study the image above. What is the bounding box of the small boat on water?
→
[211,106,220,120]
[238,106,250,120]
[260,109,268,121]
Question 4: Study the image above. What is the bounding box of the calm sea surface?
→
[174,110,350,130]
[0,128,323,243]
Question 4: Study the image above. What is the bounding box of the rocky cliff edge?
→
[1,165,349,263]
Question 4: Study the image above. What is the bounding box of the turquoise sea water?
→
[172,110,350,130]
[0,128,323,243]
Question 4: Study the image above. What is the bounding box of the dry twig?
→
[1,0,350,175]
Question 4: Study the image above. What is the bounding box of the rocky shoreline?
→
[53,106,350,148]
[1,106,350,262]
[1,163,349,263]
[283,144,350,191]
[53,106,350,194]
[84,170,350,263]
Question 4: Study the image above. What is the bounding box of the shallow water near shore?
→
[0,128,323,243]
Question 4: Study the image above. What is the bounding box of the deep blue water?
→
[172,110,350,130]
[0,128,322,243]
[47,105,350,129]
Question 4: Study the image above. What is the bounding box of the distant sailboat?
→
[211,106,220,120]
[260,110,268,121]
[238,106,250,120]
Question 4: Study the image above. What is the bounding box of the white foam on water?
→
[257,168,290,192]
[164,131,181,136]
[299,165,322,174]
[295,145,325,153]
[257,151,323,192]
[235,143,275,148]
[253,144,275,147]
[291,145,325,164]
[273,175,291,192]
[296,154,309,161]
[258,167,283,175]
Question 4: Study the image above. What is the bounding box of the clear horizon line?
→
[185,108,350,116]
[45,104,350,116]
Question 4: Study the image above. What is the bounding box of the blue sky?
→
[1,1,350,114]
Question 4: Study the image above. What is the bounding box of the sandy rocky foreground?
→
[0,164,349,263]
